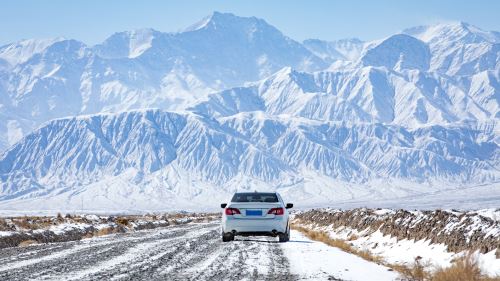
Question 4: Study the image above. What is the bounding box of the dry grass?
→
[95,227,115,237]
[116,217,129,227]
[347,234,359,241]
[11,216,53,230]
[13,217,35,230]
[18,239,37,247]
[0,218,10,231]
[394,257,430,281]
[431,254,500,281]
[291,224,384,264]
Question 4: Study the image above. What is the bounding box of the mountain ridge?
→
[0,13,499,210]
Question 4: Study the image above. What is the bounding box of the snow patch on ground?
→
[294,208,500,277]
[282,230,399,280]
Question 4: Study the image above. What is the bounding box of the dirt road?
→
[0,222,398,280]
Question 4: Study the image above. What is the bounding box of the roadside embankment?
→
[292,208,500,279]
[0,212,219,249]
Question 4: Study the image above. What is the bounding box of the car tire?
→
[279,225,290,242]
[278,231,288,243]
[222,232,233,242]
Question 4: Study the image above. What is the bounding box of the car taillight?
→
[225,208,241,215]
[267,207,284,215]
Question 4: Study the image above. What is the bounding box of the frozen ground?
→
[0,222,399,281]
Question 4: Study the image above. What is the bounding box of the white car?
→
[220,192,293,242]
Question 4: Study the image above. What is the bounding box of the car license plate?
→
[246,210,262,216]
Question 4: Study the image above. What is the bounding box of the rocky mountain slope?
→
[0,13,498,211]
[0,12,326,151]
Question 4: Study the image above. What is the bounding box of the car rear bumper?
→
[222,217,287,234]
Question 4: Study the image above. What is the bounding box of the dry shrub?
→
[431,254,499,281]
[56,213,64,223]
[0,218,10,231]
[347,234,359,241]
[71,216,86,223]
[167,213,187,220]
[11,216,53,230]
[18,240,37,247]
[116,217,129,227]
[96,227,115,236]
[396,256,430,281]
[13,217,34,230]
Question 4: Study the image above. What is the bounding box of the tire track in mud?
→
[0,223,297,281]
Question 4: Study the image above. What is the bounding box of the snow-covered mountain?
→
[403,22,500,76]
[0,15,498,211]
[303,38,365,62]
[0,109,497,211]
[0,12,326,151]
[192,66,497,127]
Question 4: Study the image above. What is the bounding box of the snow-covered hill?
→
[0,12,326,151]
[0,14,498,211]
[303,38,364,62]
[193,66,498,127]
[0,109,498,211]
[403,22,500,76]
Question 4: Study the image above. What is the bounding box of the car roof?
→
[234,192,277,195]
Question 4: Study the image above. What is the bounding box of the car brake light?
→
[225,208,241,215]
[267,207,284,215]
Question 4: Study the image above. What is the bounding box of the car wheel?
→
[278,232,287,242]
[280,223,290,242]
[222,232,233,242]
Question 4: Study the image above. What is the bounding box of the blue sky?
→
[1,0,499,45]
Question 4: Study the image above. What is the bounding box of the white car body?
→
[221,192,292,242]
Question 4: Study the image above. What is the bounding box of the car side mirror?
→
[221,203,227,208]
[285,203,293,209]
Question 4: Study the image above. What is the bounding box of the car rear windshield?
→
[231,193,279,203]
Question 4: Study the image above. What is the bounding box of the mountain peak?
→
[94,28,160,59]
[184,11,268,33]
[361,34,430,71]
[403,21,499,44]
[0,37,66,65]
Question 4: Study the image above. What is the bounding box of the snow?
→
[0,13,499,211]
[476,209,500,222]
[303,38,365,62]
[0,37,65,65]
[296,208,500,277]
[0,242,91,272]
[0,108,498,212]
[332,229,500,277]
[282,230,399,281]
[65,240,164,280]
[0,231,13,237]
[6,120,23,145]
